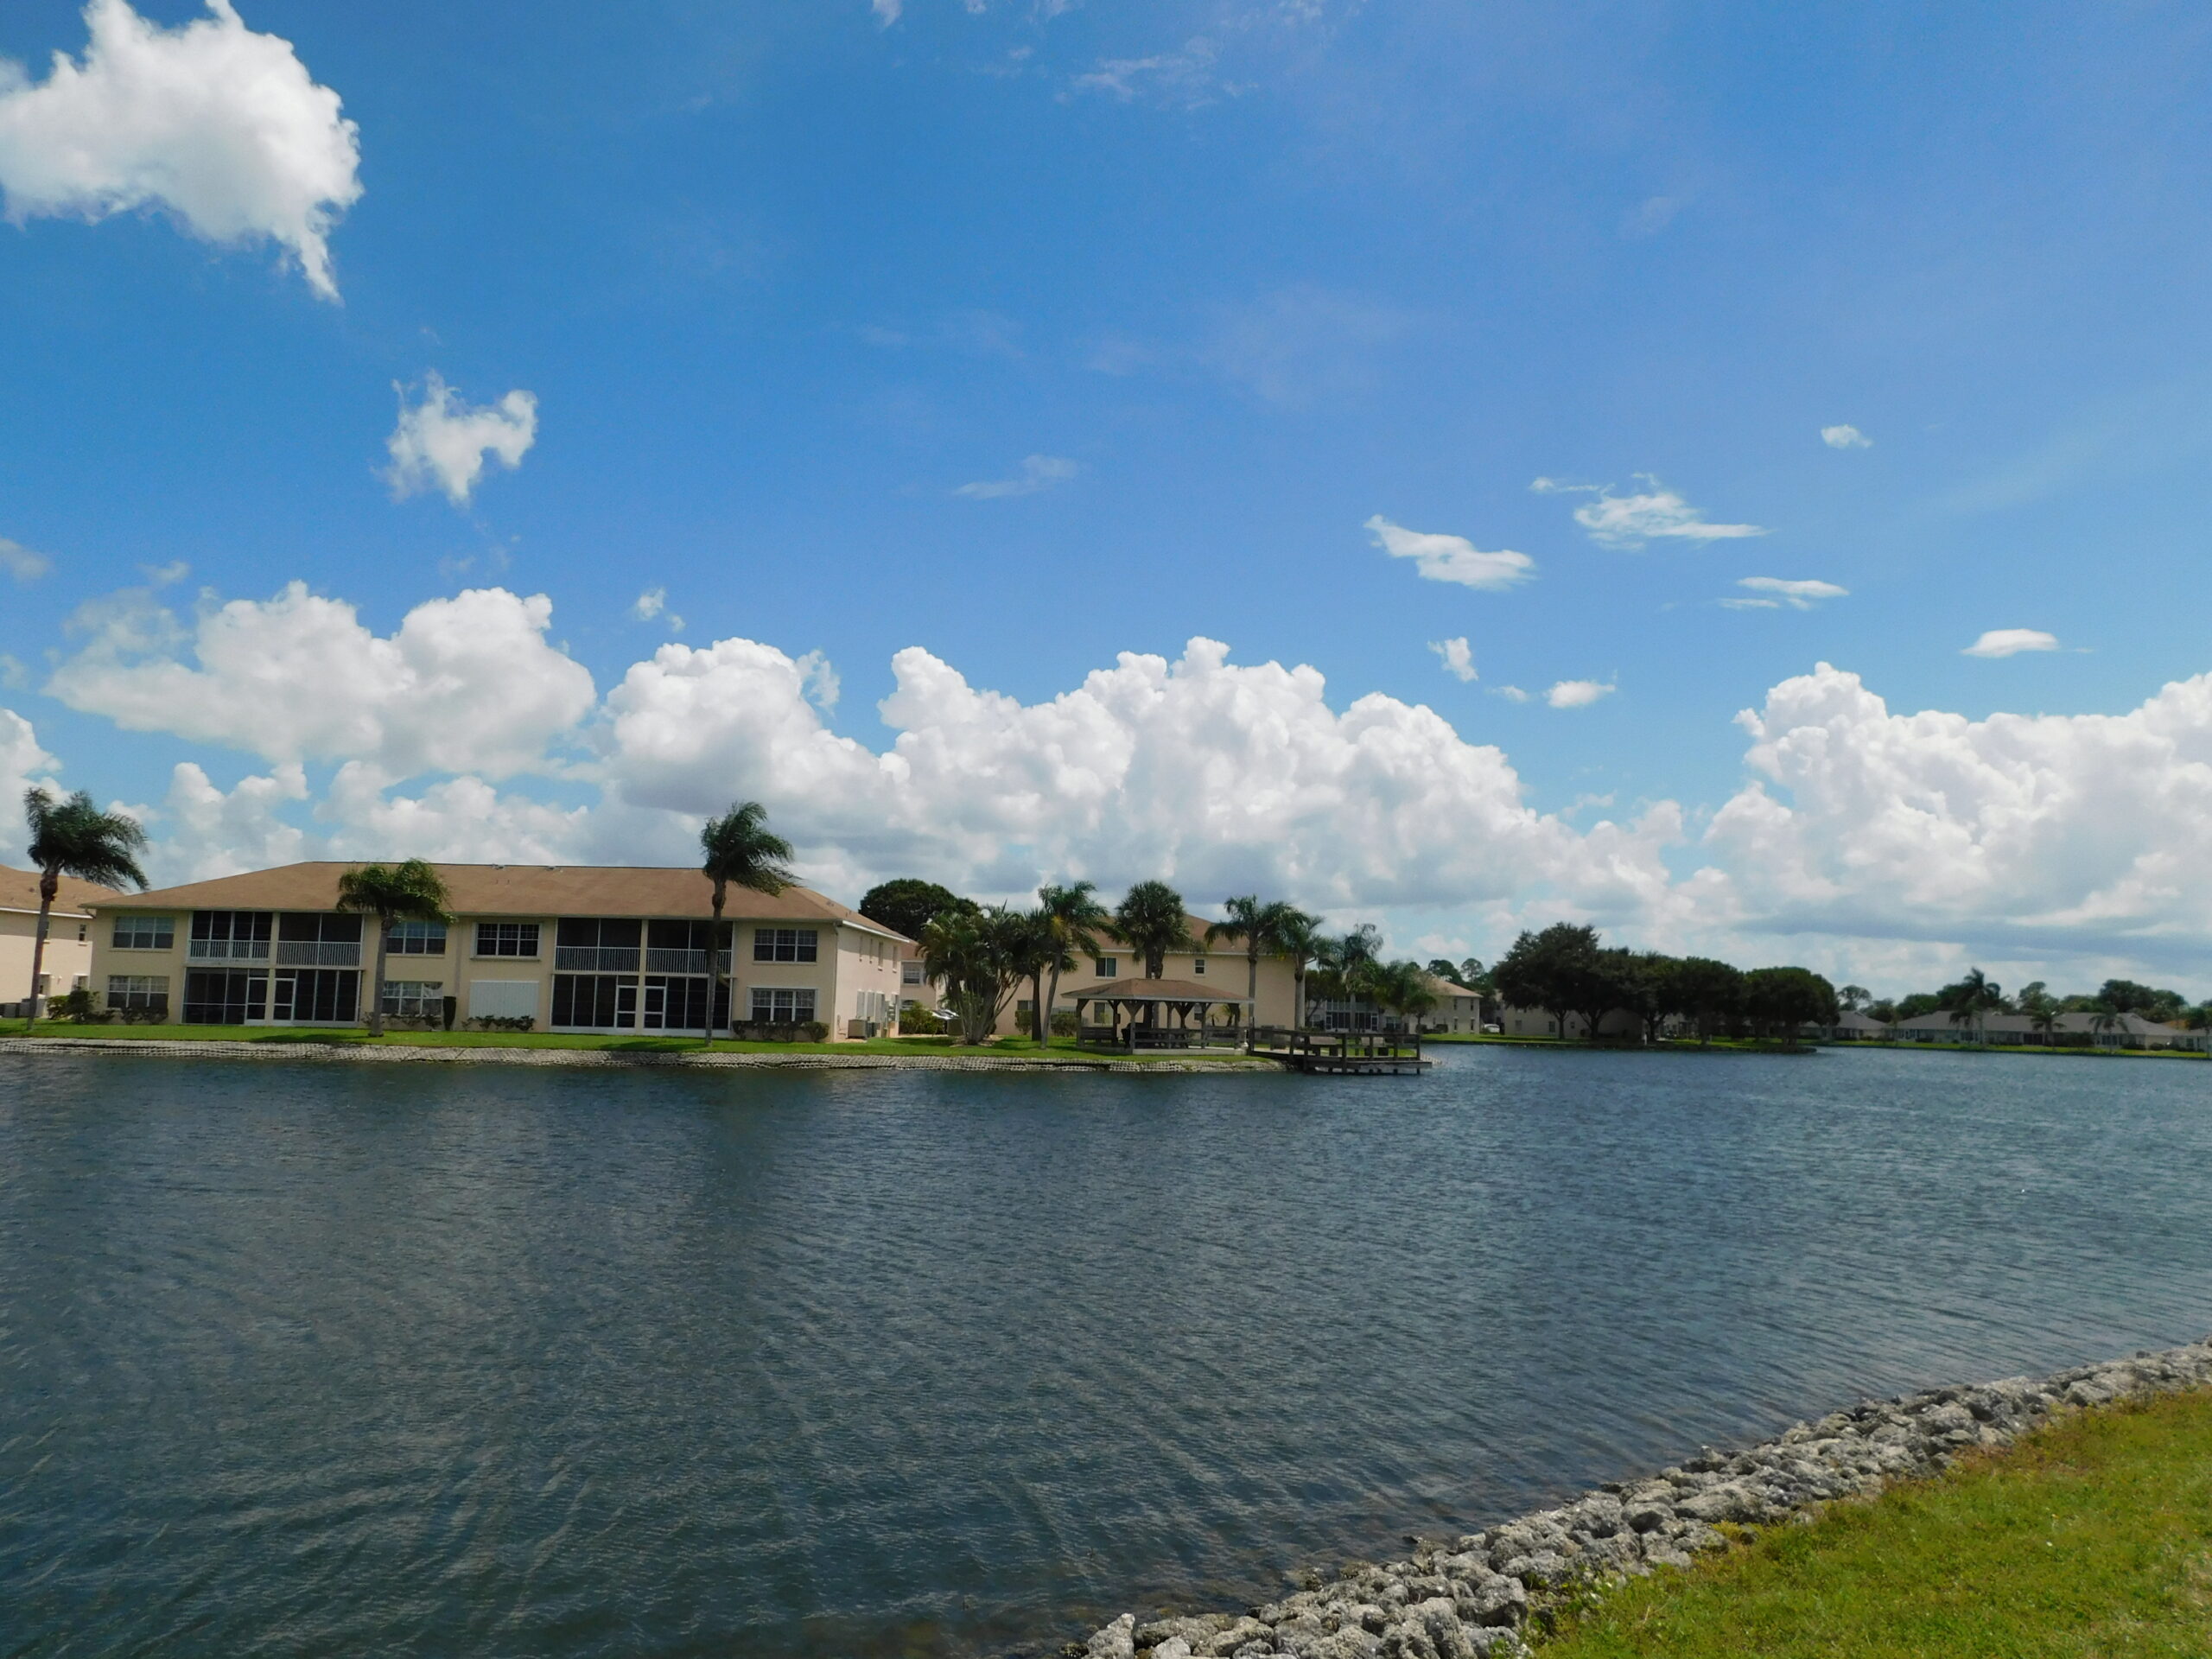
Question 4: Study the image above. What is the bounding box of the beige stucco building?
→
[2,866,115,1017]
[1000,921,1301,1035]
[84,862,911,1037]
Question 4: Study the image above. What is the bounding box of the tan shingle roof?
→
[84,861,912,940]
[0,865,124,918]
[1076,976,1252,1002]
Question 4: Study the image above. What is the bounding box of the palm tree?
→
[920,905,1027,1045]
[701,801,795,1038]
[1113,880,1191,980]
[1373,959,1438,1033]
[336,860,452,1037]
[1209,896,1314,1045]
[1944,967,1999,1046]
[22,788,148,1029]
[1034,880,1111,1048]
[1275,909,1325,1031]
[2088,1002,2124,1051]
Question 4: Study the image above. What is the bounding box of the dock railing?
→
[1245,1027,1429,1072]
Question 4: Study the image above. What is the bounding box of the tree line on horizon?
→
[1484,921,1842,1046]
[856,876,1458,1046]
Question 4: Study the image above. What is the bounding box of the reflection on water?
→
[2,1046,2208,1656]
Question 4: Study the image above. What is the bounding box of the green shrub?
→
[467,1014,535,1033]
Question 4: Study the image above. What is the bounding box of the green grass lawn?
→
[1541,1389,2212,1658]
[0,1019,1272,1064]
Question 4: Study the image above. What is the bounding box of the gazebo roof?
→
[1075,976,1251,1003]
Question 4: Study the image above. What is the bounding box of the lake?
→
[3,1045,2208,1656]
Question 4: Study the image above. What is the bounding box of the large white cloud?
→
[1700,662,2212,964]
[385,374,539,506]
[2,708,62,841]
[599,632,1678,912]
[0,1,361,299]
[29,577,2212,988]
[47,582,595,779]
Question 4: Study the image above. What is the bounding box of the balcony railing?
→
[276,941,361,968]
[642,948,733,976]
[555,945,642,973]
[187,939,270,963]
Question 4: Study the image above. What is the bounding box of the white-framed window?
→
[388,919,448,956]
[753,927,818,963]
[750,988,817,1023]
[1192,957,1207,975]
[901,959,925,985]
[1092,957,1119,976]
[106,975,168,1009]
[381,981,444,1019]
[474,921,540,958]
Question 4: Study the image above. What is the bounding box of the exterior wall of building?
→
[86,903,906,1038]
[1497,1004,1643,1039]
[1,906,97,1012]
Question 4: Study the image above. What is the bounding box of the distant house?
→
[1886,1010,2200,1050]
[1497,1005,1643,1040]
[1000,917,1299,1036]
[1424,976,1487,1033]
[1,866,118,1017]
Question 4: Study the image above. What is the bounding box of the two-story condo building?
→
[996,918,1302,1035]
[2,866,117,1017]
[84,862,911,1037]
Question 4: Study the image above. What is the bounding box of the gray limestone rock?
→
[1087,1614,1137,1659]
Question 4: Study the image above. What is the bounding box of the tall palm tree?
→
[1034,880,1111,1048]
[336,860,452,1037]
[1208,896,1314,1041]
[22,788,148,1029]
[1274,909,1325,1029]
[1944,967,1999,1046]
[1113,880,1191,980]
[701,801,795,1038]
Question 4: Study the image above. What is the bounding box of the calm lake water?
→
[3,1046,2209,1657]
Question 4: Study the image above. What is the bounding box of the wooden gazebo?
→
[1072,976,1254,1051]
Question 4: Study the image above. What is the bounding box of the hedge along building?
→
[3,866,119,1016]
[82,863,912,1038]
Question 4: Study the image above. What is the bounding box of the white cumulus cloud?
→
[1546,679,1615,709]
[1368,515,1535,590]
[1821,424,1872,449]
[46,582,595,779]
[1964,628,2061,659]
[1,707,62,827]
[0,0,361,299]
[1533,474,1766,549]
[385,373,539,506]
[1429,637,1478,682]
[1,537,51,581]
[1702,662,2212,963]
[953,454,1078,499]
[1729,576,1847,611]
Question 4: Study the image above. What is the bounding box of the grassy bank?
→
[1541,1389,2212,1658]
[0,1020,1273,1066]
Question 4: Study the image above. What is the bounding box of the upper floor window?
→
[1092,957,1119,977]
[475,921,541,958]
[278,912,362,944]
[901,959,925,985]
[753,927,817,963]
[190,911,270,959]
[1192,957,1207,975]
[387,919,448,956]
[113,916,173,950]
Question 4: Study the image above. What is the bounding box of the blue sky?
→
[4,0,2212,993]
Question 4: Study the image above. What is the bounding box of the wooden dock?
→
[1247,1028,1432,1075]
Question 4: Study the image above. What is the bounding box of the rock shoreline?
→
[1070,1335,2212,1659]
[0,1037,1275,1075]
